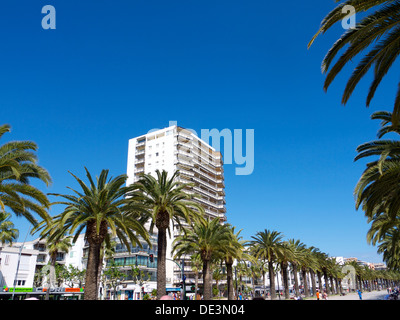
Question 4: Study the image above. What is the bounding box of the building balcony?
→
[135,166,145,172]
[193,186,224,202]
[192,176,223,193]
[136,140,146,147]
[191,148,221,169]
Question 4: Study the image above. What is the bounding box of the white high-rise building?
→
[126,125,226,289]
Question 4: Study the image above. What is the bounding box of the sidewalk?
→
[306,290,389,300]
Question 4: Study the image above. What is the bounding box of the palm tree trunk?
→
[330,276,335,294]
[84,241,102,300]
[194,271,199,300]
[293,264,300,296]
[336,278,342,295]
[323,270,330,295]
[262,271,267,299]
[45,253,57,300]
[317,271,323,292]
[302,268,310,297]
[156,227,167,300]
[268,261,277,300]
[281,263,290,299]
[203,260,212,300]
[310,269,317,296]
[226,262,234,300]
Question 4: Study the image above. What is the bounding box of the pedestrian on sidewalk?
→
[316,290,320,300]
[357,289,362,300]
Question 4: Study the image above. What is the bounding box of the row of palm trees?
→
[2,121,400,300]
[174,225,400,300]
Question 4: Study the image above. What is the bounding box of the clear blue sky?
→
[1,0,395,263]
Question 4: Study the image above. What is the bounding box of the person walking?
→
[357,290,362,300]
[316,290,320,300]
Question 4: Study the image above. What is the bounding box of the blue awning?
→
[166,288,181,292]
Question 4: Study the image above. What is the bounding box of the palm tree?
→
[354,111,400,269]
[212,266,225,299]
[287,239,307,297]
[308,1,400,123]
[126,169,204,299]
[278,241,295,299]
[235,262,248,297]
[222,225,248,300]
[354,111,400,220]
[0,124,51,225]
[172,217,233,300]
[49,168,149,300]
[248,261,262,298]
[305,247,319,296]
[346,260,363,291]
[0,211,18,245]
[248,229,284,300]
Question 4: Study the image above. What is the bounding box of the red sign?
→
[65,288,82,293]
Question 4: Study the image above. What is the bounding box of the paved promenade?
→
[307,290,389,300]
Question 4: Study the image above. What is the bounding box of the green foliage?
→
[309,1,400,122]
[0,124,51,225]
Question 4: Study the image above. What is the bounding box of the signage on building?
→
[2,286,84,293]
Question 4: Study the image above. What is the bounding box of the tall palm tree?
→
[49,168,149,300]
[305,246,319,296]
[354,111,400,220]
[278,241,295,299]
[308,1,400,123]
[126,169,204,299]
[354,110,400,269]
[172,217,233,300]
[0,124,51,225]
[0,211,18,245]
[287,239,307,297]
[222,225,249,300]
[248,229,284,300]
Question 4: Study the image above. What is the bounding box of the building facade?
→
[0,245,38,290]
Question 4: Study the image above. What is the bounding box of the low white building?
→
[0,245,39,290]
